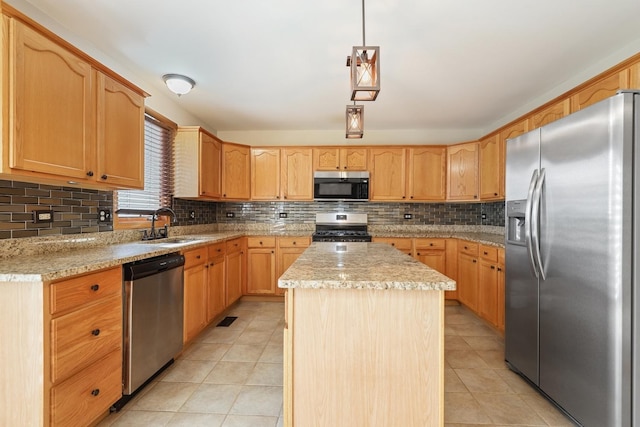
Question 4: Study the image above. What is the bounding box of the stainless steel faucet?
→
[143,207,178,240]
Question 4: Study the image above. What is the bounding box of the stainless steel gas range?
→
[311,213,372,242]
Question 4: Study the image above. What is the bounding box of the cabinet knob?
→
[271,250,274,254]
[86,171,94,177]
[91,329,100,336]
[474,195,478,199]
[217,248,221,252]
[336,166,339,170]
[276,196,280,199]
[284,195,287,199]
[410,196,414,199]
[464,246,468,250]
[90,284,99,292]
[473,259,477,263]
[343,166,347,169]
[491,265,495,270]
[91,389,100,397]
[497,267,503,272]
[196,255,201,259]
[391,243,395,246]
[293,241,296,245]
[494,192,498,196]
[402,196,406,199]
[259,241,263,245]
[101,174,108,180]
[429,243,434,246]
[484,251,488,255]
[417,252,421,256]
[223,194,227,197]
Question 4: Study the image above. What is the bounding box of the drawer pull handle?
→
[101,174,108,180]
[196,255,201,259]
[86,171,94,177]
[91,389,100,397]
[91,329,100,336]
[90,284,100,292]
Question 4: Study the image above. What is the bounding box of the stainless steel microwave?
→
[313,171,369,201]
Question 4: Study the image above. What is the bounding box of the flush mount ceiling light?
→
[346,104,364,139]
[346,0,380,101]
[162,74,196,96]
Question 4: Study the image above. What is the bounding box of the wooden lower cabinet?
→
[372,237,413,256]
[444,239,458,300]
[276,236,311,296]
[226,238,245,305]
[206,242,226,323]
[497,249,505,332]
[48,267,123,427]
[457,241,479,312]
[413,238,446,274]
[183,247,208,343]
[246,237,277,295]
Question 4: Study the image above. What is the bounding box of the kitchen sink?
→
[142,237,205,248]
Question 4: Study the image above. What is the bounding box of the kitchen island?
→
[279,242,455,427]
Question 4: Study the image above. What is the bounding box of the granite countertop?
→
[371,231,504,247]
[278,242,456,291]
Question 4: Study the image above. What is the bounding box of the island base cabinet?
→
[284,288,444,426]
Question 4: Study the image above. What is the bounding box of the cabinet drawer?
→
[208,242,226,258]
[184,247,207,268]
[51,348,122,427]
[278,236,311,248]
[414,238,446,251]
[226,238,244,253]
[372,237,413,250]
[479,245,498,262]
[459,241,479,256]
[50,267,121,315]
[51,294,121,383]
[247,236,276,248]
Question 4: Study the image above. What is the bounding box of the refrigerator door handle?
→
[531,168,546,280]
[525,169,540,278]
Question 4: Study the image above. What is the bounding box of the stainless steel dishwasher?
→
[119,253,185,405]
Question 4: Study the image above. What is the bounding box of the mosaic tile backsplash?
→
[0,179,504,239]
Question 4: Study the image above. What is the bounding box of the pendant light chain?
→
[361,0,366,46]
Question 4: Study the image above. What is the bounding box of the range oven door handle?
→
[524,169,540,278]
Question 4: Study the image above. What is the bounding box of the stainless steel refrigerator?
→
[505,90,639,426]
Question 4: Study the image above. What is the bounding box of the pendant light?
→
[345,103,364,139]
[347,0,380,101]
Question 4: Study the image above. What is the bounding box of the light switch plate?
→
[33,210,54,223]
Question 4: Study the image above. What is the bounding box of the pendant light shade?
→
[346,104,364,139]
[348,46,380,101]
[162,74,196,96]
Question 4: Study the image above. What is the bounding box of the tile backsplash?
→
[1,179,504,240]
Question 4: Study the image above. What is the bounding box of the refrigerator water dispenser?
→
[506,200,527,245]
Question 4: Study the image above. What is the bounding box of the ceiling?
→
[8,0,640,144]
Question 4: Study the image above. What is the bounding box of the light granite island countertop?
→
[279,242,455,427]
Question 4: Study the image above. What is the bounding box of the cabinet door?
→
[479,135,503,200]
[96,73,145,189]
[251,148,281,200]
[206,257,225,322]
[281,148,313,200]
[277,247,305,296]
[447,142,478,201]
[369,148,407,201]
[528,99,570,129]
[478,259,499,326]
[313,148,340,171]
[457,252,478,311]
[340,148,368,171]
[571,69,629,112]
[408,147,445,201]
[9,20,93,181]
[200,132,222,198]
[445,239,458,300]
[222,143,251,200]
[497,249,505,332]
[247,248,276,294]
[184,263,207,343]
[372,237,412,256]
[631,62,640,89]
[226,249,244,306]
[415,251,446,275]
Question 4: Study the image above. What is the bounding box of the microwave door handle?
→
[531,168,546,280]
[525,169,540,278]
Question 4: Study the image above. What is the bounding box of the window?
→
[115,110,176,229]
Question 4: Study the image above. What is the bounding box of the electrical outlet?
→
[481,213,487,220]
[189,211,196,219]
[98,209,111,222]
[404,213,413,220]
[279,212,288,218]
[33,210,54,223]
[226,212,235,218]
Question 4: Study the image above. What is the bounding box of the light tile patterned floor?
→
[99,300,574,427]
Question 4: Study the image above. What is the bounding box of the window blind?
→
[116,113,175,216]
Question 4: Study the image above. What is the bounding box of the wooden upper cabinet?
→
[407,147,446,201]
[479,135,503,200]
[8,19,93,181]
[281,148,313,200]
[528,99,570,130]
[630,62,640,89]
[96,73,145,189]
[369,148,407,201]
[4,17,146,189]
[447,142,478,201]
[222,143,251,200]
[571,69,629,112]
[251,148,281,200]
[313,147,367,171]
[174,127,222,199]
